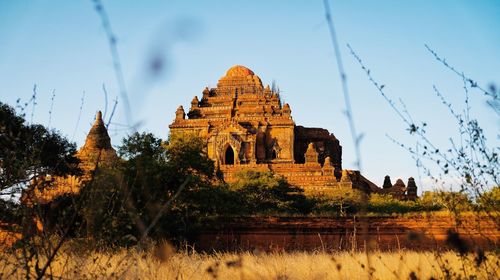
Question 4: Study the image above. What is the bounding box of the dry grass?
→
[1,246,498,280]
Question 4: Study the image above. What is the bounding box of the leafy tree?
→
[0,101,80,196]
[73,131,216,245]
[79,167,130,243]
[476,186,500,211]
[0,198,21,223]
[367,193,442,214]
[164,132,214,184]
[311,186,364,215]
[420,190,472,212]
[229,170,312,214]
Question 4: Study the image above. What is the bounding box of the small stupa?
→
[76,111,118,178]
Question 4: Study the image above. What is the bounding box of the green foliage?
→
[0,199,21,223]
[475,186,500,211]
[79,167,131,244]
[311,188,444,215]
[228,170,313,214]
[367,193,442,214]
[0,102,80,194]
[310,186,364,215]
[420,191,472,212]
[73,131,217,245]
[165,132,214,183]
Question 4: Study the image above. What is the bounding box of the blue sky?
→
[0,0,498,191]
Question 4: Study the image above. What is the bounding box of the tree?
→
[0,102,80,196]
[74,131,217,245]
[310,186,364,215]
[420,191,473,213]
[229,170,312,214]
[476,186,500,211]
[164,131,215,185]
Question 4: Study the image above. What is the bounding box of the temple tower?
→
[406,177,418,200]
[77,111,118,179]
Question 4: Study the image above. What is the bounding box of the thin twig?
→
[48,89,56,129]
[102,83,109,121]
[30,85,38,124]
[323,0,363,171]
[425,44,497,99]
[106,97,118,128]
[72,91,85,141]
[92,0,133,128]
[323,2,373,278]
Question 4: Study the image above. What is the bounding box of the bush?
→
[420,191,472,213]
[368,193,443,214]
[310,189,444,215]
[475,186,500,211]
[228,170,313,215]
[0,101,80,197]
[310,186,364,215]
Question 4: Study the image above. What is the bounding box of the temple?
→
[23,65,418,204]
[76,111,119,180]
[169,65,417,198]
[22,111,119,205]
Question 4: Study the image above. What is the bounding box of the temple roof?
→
[217,65,263,90]
[77,110,118,176]
[81,111,113,151]
[225,65,255,77]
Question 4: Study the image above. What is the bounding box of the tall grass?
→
[1,247,498,280]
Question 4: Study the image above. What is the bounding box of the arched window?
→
[271,149,277,160]
[225,146,235,165]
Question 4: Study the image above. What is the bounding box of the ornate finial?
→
[93,111,105,126]
[264,85,271,94]
[393,179,406,189]
[191,96,199,104]
[175,105,185,120]
[202,87,210,99]
[96,111,103,122]
[340,170,351,182]
[324,156,332,166]
[304,142,318,164]
[406,177,417,200]
[283,103,291,115]
[383,175,392,189]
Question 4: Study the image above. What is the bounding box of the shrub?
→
[229,170,313,214]
[420,191,472,213]
[475,186,500,211]
[367,193,443,214]
[0,101,80,197]
[310,186,364,215]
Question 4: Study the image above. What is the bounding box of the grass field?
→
[1,246,499,280]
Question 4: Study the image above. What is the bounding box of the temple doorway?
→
[225,146,235,165]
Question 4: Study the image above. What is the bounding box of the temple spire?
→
[95,110,103,123]
[81,110,112,151]
[76,110,118,179]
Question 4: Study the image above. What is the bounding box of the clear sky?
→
[0,0,498,192]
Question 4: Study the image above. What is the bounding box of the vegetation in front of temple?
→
[1,101,499,247]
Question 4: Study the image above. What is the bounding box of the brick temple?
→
[169,65,417,198]
[23,65,417,204]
